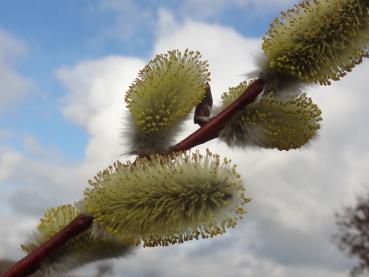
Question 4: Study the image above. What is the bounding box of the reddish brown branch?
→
[3,78,264,277]
[2,214,93,277]
[171,79,264,151]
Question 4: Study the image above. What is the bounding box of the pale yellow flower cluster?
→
[84,150,249,247]
[262,0,369,85]
[125,49,210,154]
[219,80,322,150]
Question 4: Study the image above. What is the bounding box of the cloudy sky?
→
[1,0,368,276]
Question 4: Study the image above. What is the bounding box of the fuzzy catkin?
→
[218,80,322,150]
[21,204,132,276]
[261,0,369,86]
[124,49,210,155]
[83,150,249,247]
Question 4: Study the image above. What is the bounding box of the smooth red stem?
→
[3,79,264,277]
[171,79,264,151]
[2,214,93,277]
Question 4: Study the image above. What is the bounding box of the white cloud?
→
[0,148,83,214]
[179,0,296,19]
[0,29,32,112]
[0,149,22,182]
[0,30,27,62]
[57,56,145,167]
[97,0,295,26]
[90,0,155,47]
[0,141,100,260]
[91,0,294,50]
[0,214,38,258]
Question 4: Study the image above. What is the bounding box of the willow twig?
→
[3,78,264,277]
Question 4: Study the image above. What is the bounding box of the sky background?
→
[1,0,368,276]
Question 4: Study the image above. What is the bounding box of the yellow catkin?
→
[21,204,131,275]
[125,49,210,134]
[262,0,369,85]
[83,150,250,247]
[219,80,322,150]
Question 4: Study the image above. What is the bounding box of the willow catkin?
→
[83,150,249,247]
[124,49,210,155]
[261,0,369,86]
[21,204,132,276]
[218,80,322,150]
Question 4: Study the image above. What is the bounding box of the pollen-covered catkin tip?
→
[262,0,369,85]
[124,49,211,154]
[83,150,250,247]
[21,204,132,276]
[218,80,322,150]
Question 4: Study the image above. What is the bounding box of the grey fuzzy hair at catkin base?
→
[122,113,191,156]
[248,52,312,98]
[34,245,132,277]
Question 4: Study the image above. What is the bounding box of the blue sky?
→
[0,0,278,161]
[1,1,368,276]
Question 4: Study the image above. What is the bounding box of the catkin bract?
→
[125,49,210,154]
[262,0,369,85]
[218,80,322,150]
[21,204,131,276]
[83,150,249,247]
